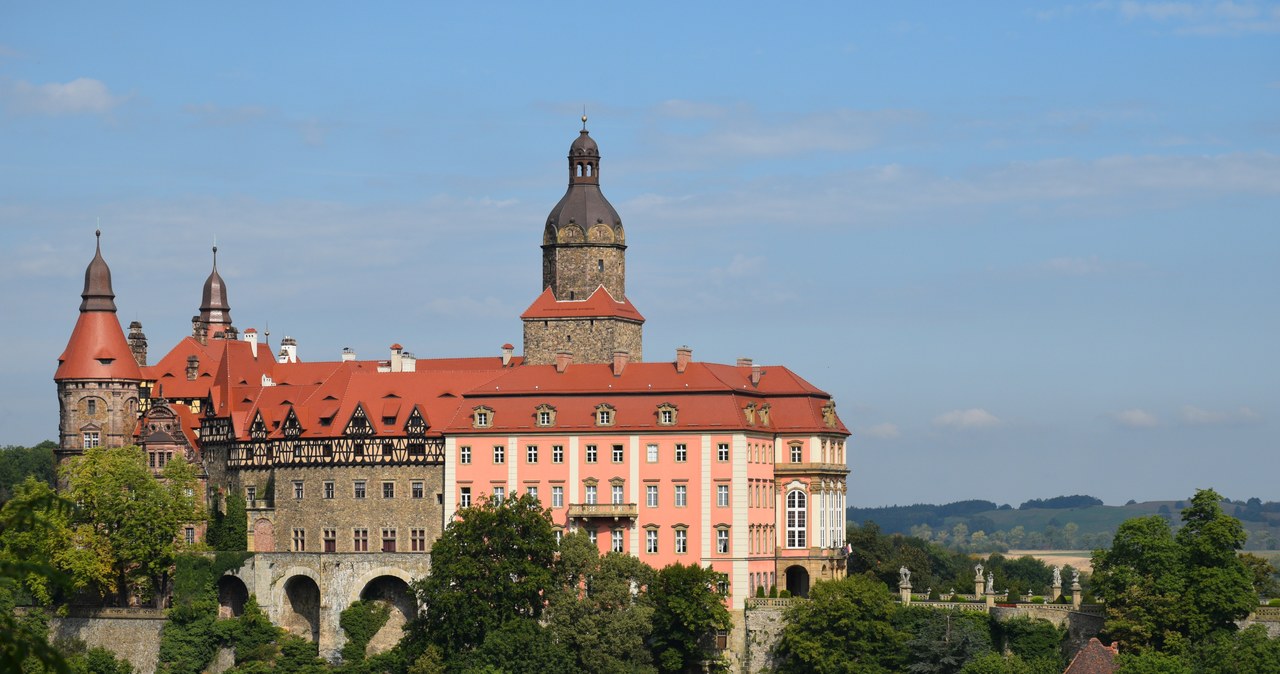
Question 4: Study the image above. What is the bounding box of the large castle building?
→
[54,121,849,632]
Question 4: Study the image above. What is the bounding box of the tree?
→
[409,493,558,659]
[0,477,111,605]
[1175,489,1255,641]
[775,574,905,674]
[1239,552,1280,598]
[900,608,992,674]
[0,484,74,674]
[648,562,732,672]
[207,492,248,552]
[63,445,203,606]
[0,441,56,504]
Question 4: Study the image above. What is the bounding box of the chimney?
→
[612,350,629,376]
[402,351,417,372]
[186,355,199,381]
[390,343,403,372]
[501,343,514,367]
[736,357,753,368]
[341,347,356,362]
[223,325,239,341]
[751,364,762,387]
[128,321,148,367]
[243,327,258,358]
[554,351,573,373]
[675,346,692,374]
[278,336,297,364]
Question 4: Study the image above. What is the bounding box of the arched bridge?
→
[220,553,430,662]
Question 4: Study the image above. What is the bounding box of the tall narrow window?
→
[293,481,304,500]
[675,484,687,507]
[411,528,426,552]
[493,486,505,501]
[646,529,658,554]
[787,490,808,548]
[611,529,624,553]
[324,481,335,499]
[323,528,336,552]
[718,443,730,462]
[527,445,539,463]
[460,446,471,464]
[354,481,366,499]
[646,444,658,462]
[675,529,688,554]
[552,485,564,508]
[717,484,729,507]
[585,485,598,505]
[611,484,624,504]
[493,445,505,464]
[646,485,658,507]
[87,399,97,415]
[791,445,803,463]
[411,481,424,498]
[612,445,624,462]
[675,444,687,462]
[552,445,564,463]
[381,528,396,553]
[460,487,471,508]
[585,445,598,463]
[717,528,730,554]
[292,528,306,552]
[382,482,395,499]
[354,528,368,552]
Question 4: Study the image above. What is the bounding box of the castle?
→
[54,120,850,657]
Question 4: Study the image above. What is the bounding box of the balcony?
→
[567,502,638,520]
[773,462,849,477]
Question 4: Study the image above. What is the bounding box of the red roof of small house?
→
[520,286,645,322]
[55,311,143,381]
[1064,638,1119,674]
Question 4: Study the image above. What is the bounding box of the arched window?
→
[786,490,807,549]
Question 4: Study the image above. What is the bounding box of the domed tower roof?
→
[199,245,232,328]
[544,115,624,246]
[79,230,117,312]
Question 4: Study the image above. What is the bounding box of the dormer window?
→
[473,406,493,429]
[535,404,556,428]
[656,403,678,426]
[595,404,615,427]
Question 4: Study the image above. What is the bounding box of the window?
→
[787,490,808,548]
[246,486,257,502]
[675,484,687,507]
[293,481,304,499]
[555,529,563,545]
[353,528,368,552]
[675,444,687,462]
[646,485,658,507]
[718,443,730,462]
[184,527,195,544]
[598,258,604,273]
[585,445,598,463]
[527,445,538,463]
[493,486,505,501]
[460,446,471,464]
[87,399,97,415]
[791,445,803,463]
[493,445,505,464]
[596,408,614,426]
[473,408,491,428]
[527,486,538,500]
[675,529,688,554]
[323,528,336,552]
[411,528,426,552]
[537,410,553,426]
[717,528,730,554]
[612,444,624,463]
[354,481,366,499]
[646,444,658,462]
[611,484,624,504]
[552,445,564,463]
[611,529,624,553]
[717,484,729,507]
[323,481,335,499]
[585,485,598,505]
[83,432,100,449]
[646,529,658,554]
[460,487,471,508]
[383,482,395,499]
[382,528,396,553]
[292,528,306,552]
[659,408,674,425]
[412,481,424,499]
[552,485,564,508]
[586,528,598,545]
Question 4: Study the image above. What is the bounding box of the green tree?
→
[648,562,732,672]
[408,493,558,659]
[0,476,112,604]
[64,446,203,606]
[1188,624,1280,674]
[1091,515,1185,652]
[1114,650,1193,674]
[1175,489,1255,641]
[207,492,248,552]
[775,574,905,674]
[901,608,992,674]
[1239,552,1280,598]
[0,441,56,504]
[456,618,572,674]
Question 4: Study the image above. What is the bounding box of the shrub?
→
[340,599,392,663]
[755,586,765,598]
[1268,598,1280,607]
[778,589,792,598]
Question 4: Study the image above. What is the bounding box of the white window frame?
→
[646,485,658,508]
[552,485,564,508]
[675,484,687,507]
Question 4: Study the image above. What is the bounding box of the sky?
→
[1,2,1276,508]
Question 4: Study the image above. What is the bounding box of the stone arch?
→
[587,223,614,243]
[558,224,585,243]
[217,574,249,619]
[350,569,417,656]
[276,571,322,643]
[785,565,810,598]
[253,518,274,552]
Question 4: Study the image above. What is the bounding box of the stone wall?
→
[741,598,798,673]
[522,316,642,365]
[55,379,140,478]
[48,609,166,674]
[542,244,627,301]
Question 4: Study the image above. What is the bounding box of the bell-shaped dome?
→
[544,120,624,246]
[80,230,117,312]
[199,246,232,326]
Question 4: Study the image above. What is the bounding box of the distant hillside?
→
[847,496,1280,552]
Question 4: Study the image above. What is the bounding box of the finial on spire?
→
[582,106,588,131]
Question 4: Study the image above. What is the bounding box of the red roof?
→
[520,286,645,322]
[1064,638,1119,674]
[55,312,143,381]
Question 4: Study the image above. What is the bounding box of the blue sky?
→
[2,2,1276,507]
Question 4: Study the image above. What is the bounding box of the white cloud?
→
[1180,405,1261,425]
[1112,408,1159,428]
[933,408,1001,429]
[861,423,901,439]
[1089,1,1280,34]
[2,77,124,115]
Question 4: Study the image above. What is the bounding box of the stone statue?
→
[899,566,911,585]
[974,563,984,578]
[1072,569,1080,585]
[986,572,994,593]
[1052,566,1061,586]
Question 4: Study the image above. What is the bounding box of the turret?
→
[193,245,233,344]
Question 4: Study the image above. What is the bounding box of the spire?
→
[199,244,233,330]
[79,229,117,312]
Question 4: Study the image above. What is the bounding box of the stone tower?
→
[522,118,645,365]
[54,231,143,475]
[192,245,234,345]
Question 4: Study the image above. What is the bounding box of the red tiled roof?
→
[55,312,143,381]
[1064,638,1119,674]
[520,286,645,322]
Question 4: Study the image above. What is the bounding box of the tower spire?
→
[195,243,233,342]
[79,229,117,312]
